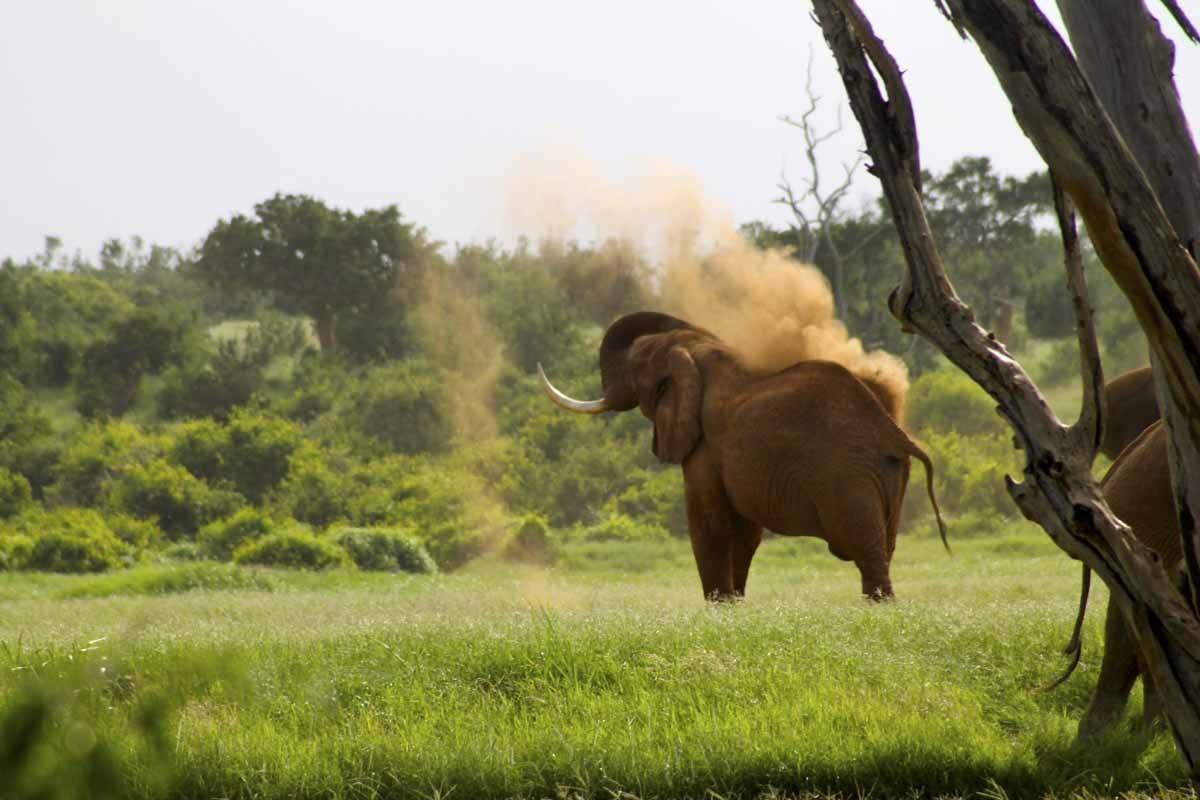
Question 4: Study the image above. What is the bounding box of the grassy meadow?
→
[1,524,1190,800]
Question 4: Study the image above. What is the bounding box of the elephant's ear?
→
[653,347,703,464]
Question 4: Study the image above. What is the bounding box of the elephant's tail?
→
[907,441,950,554]
[1041,564,1091,692]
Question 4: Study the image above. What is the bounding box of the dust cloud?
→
[502,145,910,416]
[414,269,504,442]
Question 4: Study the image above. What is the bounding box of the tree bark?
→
[811,0,1200,772]
[314,311,337,354]
[1056,0,1200,615]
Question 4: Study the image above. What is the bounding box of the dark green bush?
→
[169,418,227,483]
[197,508,274,561]
[0,467,33,518]
[270,451,350,528]
[232,526,351,570]
[503,514,558,564]
[918,430,1021,520]
[323,361,451,456]
[105,513,163,550]
[222,410,302,503]
[332,527,437,573]
[107,459,241,540]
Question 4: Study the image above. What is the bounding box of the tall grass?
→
[0,525,1189,799]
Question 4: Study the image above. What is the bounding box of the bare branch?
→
[1160,0,1200,44]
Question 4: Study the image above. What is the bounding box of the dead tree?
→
[810,0,1200,773]
[774,47,883,319]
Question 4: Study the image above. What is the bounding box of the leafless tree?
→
[810,0,1200,773]
[774,47,885,318]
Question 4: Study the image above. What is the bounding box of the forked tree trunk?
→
[810,0,1200,773]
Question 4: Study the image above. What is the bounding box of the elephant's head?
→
[539,311,717,464]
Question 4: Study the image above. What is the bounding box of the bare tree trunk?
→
[314,311,337,354]
[810,0,1200,772]
[1057,0,1200,614]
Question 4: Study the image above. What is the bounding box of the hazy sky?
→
[2,1,1197,261]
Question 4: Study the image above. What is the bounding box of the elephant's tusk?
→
[537,363,610,415]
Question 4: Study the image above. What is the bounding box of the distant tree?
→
[922,157,1056,344]
[195,194,436,356]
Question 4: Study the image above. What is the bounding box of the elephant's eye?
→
[655,379,669,402]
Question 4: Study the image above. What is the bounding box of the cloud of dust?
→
[414,269,504,442]
[502,144,910,416]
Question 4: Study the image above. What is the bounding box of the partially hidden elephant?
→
[1101,365,1158,459]
[538,311,949,601]
[1049,421,1180,739]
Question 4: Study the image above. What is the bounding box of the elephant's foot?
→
[1077,699,1127,741]
[705,588,744,603]
[863,586,895,602]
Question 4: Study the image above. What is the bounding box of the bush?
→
[581,514,670,543]
[232,526,352,570]
[223,410,302,503]
[197,508,274,561]
[162,541,202,562]
[332,527,437,573]
[0,533,33,570]
[0,467,32,518]
[107,459,242,540]
[503,514,558,564]
[48,420,162,508]
[324,361,451,456]
[170,418,228,482]
[105,513,163,550]
[918,430,1021,520]
[7,508,127,573]
[605,469,687,537]
[270,450,350,528]
[907,368,1006,438]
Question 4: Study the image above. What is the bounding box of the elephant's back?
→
[1102,366,1158,458]
[1103,421,1178,560]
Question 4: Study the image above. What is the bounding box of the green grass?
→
[0,525,1190,799]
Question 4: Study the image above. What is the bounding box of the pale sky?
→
[2,1,1197,261]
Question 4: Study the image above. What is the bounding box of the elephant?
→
[538,311,949,601]
[1049,420,1181,738]
[1101,365,1158,459]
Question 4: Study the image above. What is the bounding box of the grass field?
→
[0,525,1192,799]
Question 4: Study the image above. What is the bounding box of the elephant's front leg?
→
[730,524,763,597]
[683,446,743,602]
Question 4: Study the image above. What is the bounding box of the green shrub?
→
[107,459,242,540]
[332,527,437,573]
[232,526,352,570]
[47,420,162,507]
[581,514,669,543]
[105,513,163,550]
[222,410,302,502]
[389,461,501,569]
[8,508,127,573]
[197,508,274,561]
[322,360,451,456]
[918,430,1021,520]
[0,533,33,570]
[503,514,558,564]
[0,467,32,518]
[162,541,202,562]
[605,469,687,537]
[270,450,350,528]
[170,418,228,482]
[907,368,1006,438]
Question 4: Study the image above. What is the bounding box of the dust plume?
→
[414,269,504,442]
[502,145,910,416]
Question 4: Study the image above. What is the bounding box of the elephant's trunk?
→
[537,364,610,415]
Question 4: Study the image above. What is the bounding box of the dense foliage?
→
[0,161,1144,574]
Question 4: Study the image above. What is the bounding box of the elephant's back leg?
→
[822,488,892,600]
[1078,596,1141,739]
